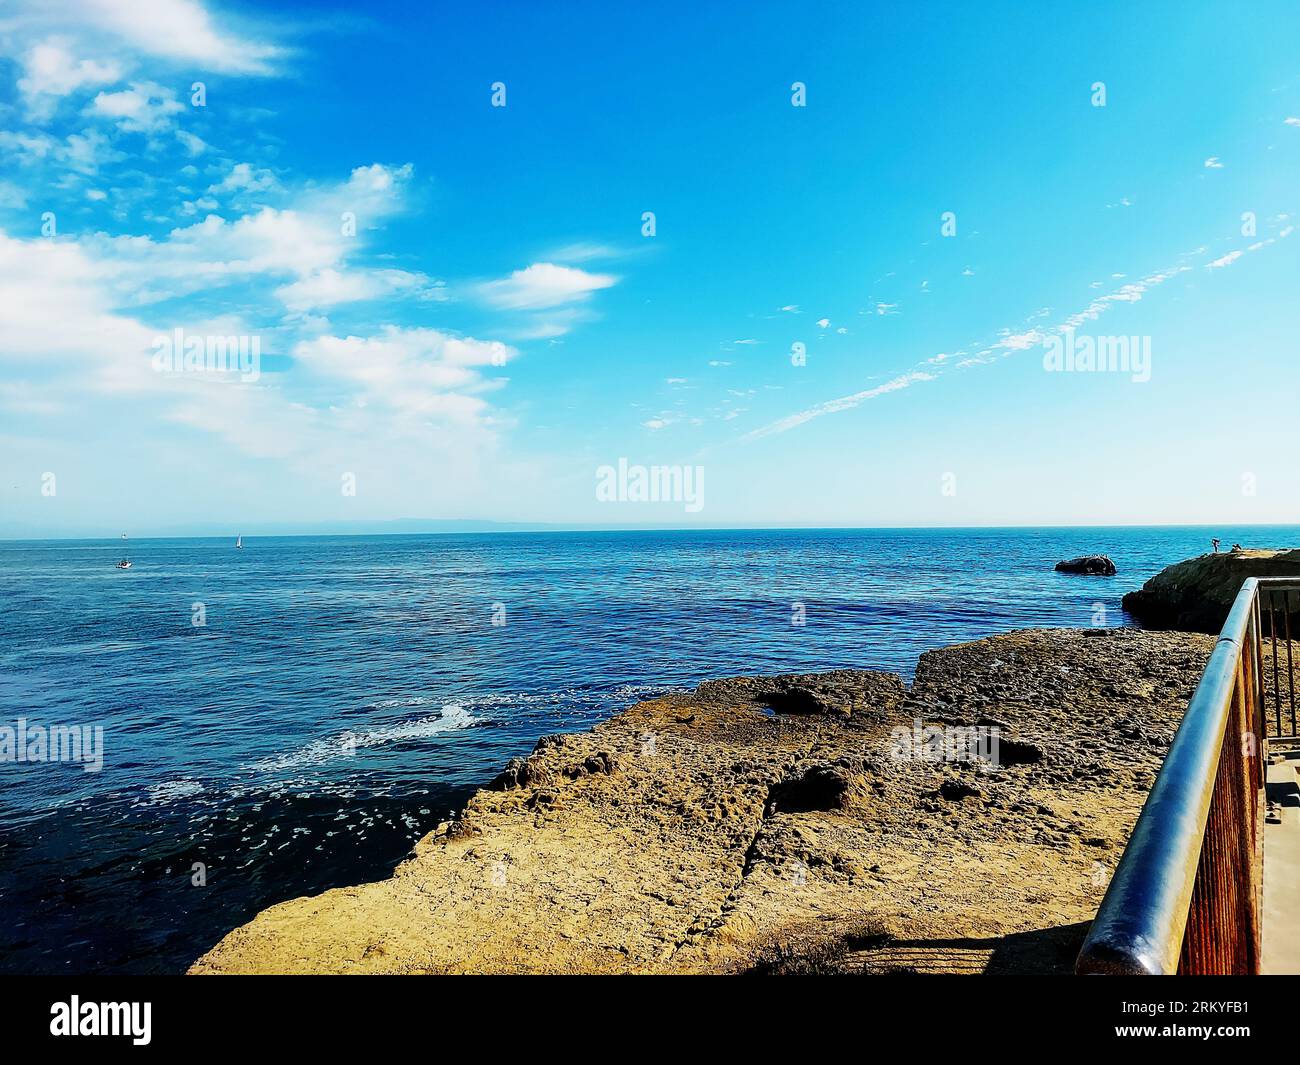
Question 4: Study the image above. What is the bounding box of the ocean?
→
[1,525,1294,973]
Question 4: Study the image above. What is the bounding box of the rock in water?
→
[1122,548,1300,632]
[1055,555,1117,576]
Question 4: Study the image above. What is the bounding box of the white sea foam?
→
[246,704,480,773]
[143,779,206,805]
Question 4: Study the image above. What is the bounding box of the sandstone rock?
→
[1121,548,1300,632]
[1054,555,1117,576]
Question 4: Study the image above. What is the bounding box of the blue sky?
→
[1,0,1298,535]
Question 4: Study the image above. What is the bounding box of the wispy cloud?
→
[740,372,935,441]
[544,241,620,264]
[741,225,1292,442]
[477,262,617,311]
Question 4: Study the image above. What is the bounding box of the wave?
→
[245,703,480,774]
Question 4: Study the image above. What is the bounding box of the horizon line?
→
[4,520,1299,544]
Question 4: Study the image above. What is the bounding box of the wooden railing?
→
[1074,577,1295,974]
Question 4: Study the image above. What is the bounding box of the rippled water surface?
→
[1,526,1294,972]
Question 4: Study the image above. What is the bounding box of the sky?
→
[1,0,1298,537]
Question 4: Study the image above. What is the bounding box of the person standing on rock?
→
[1211,538,1220,553]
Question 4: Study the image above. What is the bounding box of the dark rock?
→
[1054,555,1117,576]
[938,780,982,802]
[488,757,531,790]
[526,790,558,810]
[444,818,479,840]
[997,738,1045,766]
[770,762,856,813]
[584,752,617,775]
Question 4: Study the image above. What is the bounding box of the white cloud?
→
[88,81,184,133]
[208,161,278,195]
[477,262,617,311]
[0,216,518,469]
[1285,117,1300,127]
[343,162,407,196]
[294,327,513,423]
[1206,250,1242,269]
[275,267,432,312]
[175,129,208,156]
[1204,156,1224,169]
[63,0,282,75]
[0,127,122,173]
[61,162,418,307]
[0,230,158,389]
[62,129,121,173]
[996,330,1043,351]
[0,1,283,125]
[0,130,56,163]
[17,38,121,100]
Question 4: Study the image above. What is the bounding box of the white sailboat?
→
[117,533,132,569]
[236,534,243,549]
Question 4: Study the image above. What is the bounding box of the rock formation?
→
[191,628,1216,975]
[1055,555,1117,576]
[1122,549,1300,633]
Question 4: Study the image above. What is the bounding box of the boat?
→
[118,533,132,569]
[236,534,243,549]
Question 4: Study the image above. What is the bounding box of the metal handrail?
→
[1077,577,1272,974]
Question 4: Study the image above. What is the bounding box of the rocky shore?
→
[192,628,1217,975]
